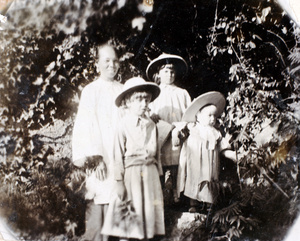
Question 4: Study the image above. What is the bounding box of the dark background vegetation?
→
[0,0,299,240]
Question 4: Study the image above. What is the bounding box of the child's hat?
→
[146,53,188,80]
[115,77,160,107]
[182,91,226,122]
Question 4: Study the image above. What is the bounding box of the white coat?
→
[72,77,123,204]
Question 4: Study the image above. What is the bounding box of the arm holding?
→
[72,85,104,164]
[172,122,189,147]
[222,150,237,162]
[113,124,127,200]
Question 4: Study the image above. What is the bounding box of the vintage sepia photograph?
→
[0,0,300,240]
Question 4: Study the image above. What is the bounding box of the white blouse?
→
[149,83,191,124]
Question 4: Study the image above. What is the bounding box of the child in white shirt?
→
[146,53,191,204]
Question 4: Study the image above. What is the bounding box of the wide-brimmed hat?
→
[146,53,188,80]
[115,77,160,107]
[182,91,226,122]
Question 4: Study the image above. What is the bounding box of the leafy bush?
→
[187,1,300,240]
[0,0,140,239]
[0,0,299,240]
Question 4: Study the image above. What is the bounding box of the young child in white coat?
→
[146,53,191,204]
[177,91,236,213]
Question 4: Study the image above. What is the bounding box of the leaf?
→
[249,41,256,49]
[213,48,218,56]
[229,216,237,225]
[261,7,271,21]
[237,217,240,228]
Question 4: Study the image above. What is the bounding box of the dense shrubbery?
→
[178,1,300,240]
[0,0,299,240]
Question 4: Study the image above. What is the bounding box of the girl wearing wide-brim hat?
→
[177,91,236,213]
[102,77,165,240]
[146,53,191,205]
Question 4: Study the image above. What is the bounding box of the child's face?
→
[96,46,119,80]
[157,64,176,85]
[126,92,152,116]
[196,105,218,127]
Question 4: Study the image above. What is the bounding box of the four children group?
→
[72,43,236,241]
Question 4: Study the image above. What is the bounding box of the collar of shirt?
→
[193,123,221,150]
[160,83,176,89]
[126,114,150,127]
[95,76,119,86]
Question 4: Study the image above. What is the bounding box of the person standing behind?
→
[72,43,123,241]
[146,53,191,204]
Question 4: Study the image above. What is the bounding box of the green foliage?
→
[197,1,300,240]
[0,0,299,240]
[162,1,300,240]
[0,0,143,239]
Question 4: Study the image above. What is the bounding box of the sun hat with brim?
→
[146,53,188,81]
[182,91,226,122]
[115,77,160,107]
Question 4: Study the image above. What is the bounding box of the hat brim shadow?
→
[182,91,226,123]
[115,84,160,107]
[146,56,188,81]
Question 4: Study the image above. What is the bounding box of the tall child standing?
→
[146,53,191,204]
[102,77,165,240]
[177,91,237,212]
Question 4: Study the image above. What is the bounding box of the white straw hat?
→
[146,53,188,80]
[115,77,160,107]
[182,91,226,122]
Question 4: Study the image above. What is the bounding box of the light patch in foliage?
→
[254,119,280,147]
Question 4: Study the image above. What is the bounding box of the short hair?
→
[96,43,119,60]
[152,63,176,85]
[121,91,152,108]
[95,43,120,76]
[199,104,217,113]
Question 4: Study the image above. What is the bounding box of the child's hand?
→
[172,129,181,147]
[171,128,181,150]
[84,155,102,170]
[84,156,107,180]
[171,122,189,147]
[94,161,107,181]
[116,181,127,201]
[172,136,180,147]
[150,113,160,123]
